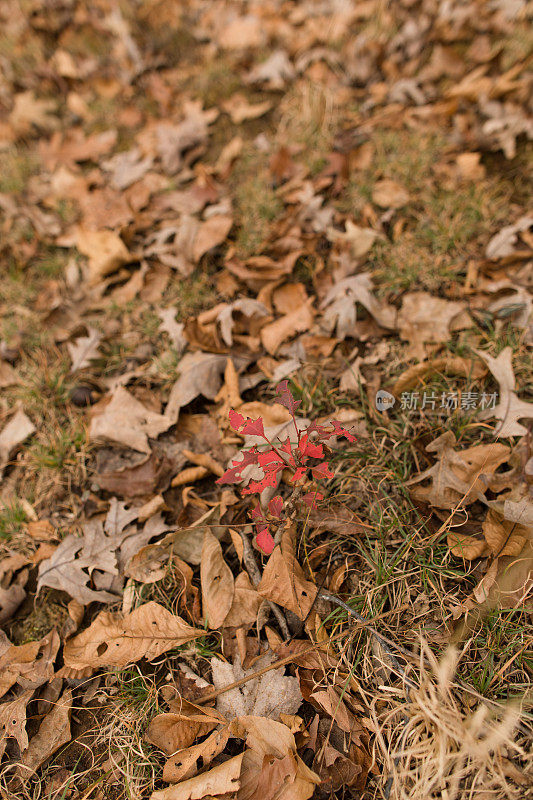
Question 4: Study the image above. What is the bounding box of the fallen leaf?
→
[19,689,72,775]
[201,530,234,629]
[372,179,409,209]
[0,630,59,699]
[485,216,533,259]
[63,601,204,670]
[145,700,221,755]
[163,726,229,783]
[392,356,486,394]
[407,432,511,509]
[260,298,315,355]
[192,215,233,262]
[158,308,187,353]
[258,543,317,620]
[247,51,295,89]
[321,273,396,339]
[398,292,469,358]
[9,91,57,136]
[222,572,263,627]
[164,353,233,424]
[90,386,172,453]
[0,689,33,757]
[150,753,243,800]
[326,221,381,259]
[67,327,102,372]
[223,94,272,124]
[76,227,131,284]
[475,347,533,437]
[0,409,36,478]
[211,653,303,721]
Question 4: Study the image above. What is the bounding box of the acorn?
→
[70,384,99,407]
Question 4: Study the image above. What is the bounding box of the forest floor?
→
[0,1,532,799]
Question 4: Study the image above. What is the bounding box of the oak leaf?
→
[63,601,204,670]
[67,327,102,372]
[475,347,533,437]
[90,386,172,453]
[201,530,234,629]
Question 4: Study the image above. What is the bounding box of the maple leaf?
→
[256,527,276,555]
[275,380,301,416]
[312,462,334,480]
[268,496,284,518]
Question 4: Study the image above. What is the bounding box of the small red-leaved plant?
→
[217,381,355,555]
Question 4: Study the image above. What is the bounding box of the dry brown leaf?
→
[258,546,317,620]
[398,293,469,358]
[0,689,33,757]
[260,298,315,355]
[247,51,295,89]
[223,93,271,124]
[157,308,186,353]
[0,361,18,388]
[321,273,396,338]
[165,352,234,424]
[201,530,234,629]
[327,221,381,258]
[76,227,131,284]
[67,327,102,373]
[162,726,230,784]
[485,216,533,259]
[150,753,243,800]
[19,688,72,775]
[90,386,172,453]
[222,572,263,627]
[0,409,36,478]
[392,356,486,394]
[9,91,57,136]
[63,601,204,670]
[193,215,233,262]
[145,700,221,755]
[407,432,510,509]
[372,179,409,209]
[475,347,533,437]
[211,654,302,721]
[0,630,59,699]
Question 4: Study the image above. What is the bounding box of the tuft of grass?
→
[0,146,37,194]
[231,151,283,257]
[0,500,28,540]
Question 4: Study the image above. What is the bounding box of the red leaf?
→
[302,491,324,509]
[298,434,324,460]
[251,504,265,522]
[242,471,279,494]
[290,466,307,483]
[256,527,276,555]
[258,450,284,468]
[312,461,334,480]
[268,495,283,518]
[275,380,301,416]
[240,417,266,438]
[331,420,356,443]
[228,409,245,432]
[216,465,243,484]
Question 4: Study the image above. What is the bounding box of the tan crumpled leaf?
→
[211,653,303,721]
[326,221,381,259]
[485,215,533,259]
[164,352,230,424]
[76,227,131,284]
[258,545,318,619]
[247,50,295,89]
[157,308,186,353]
[151,753,243,800]
[321,273,396,339]
[0,689,33,758]
[193,215,233,262]
[407,432,510,509]
[222,572,263,627]
[63,601,204,670]
[67,327,102,372]
[19,688,72,775]
[155,102,218,174]
[392,356,486,395]
[0,630,59,699]
[475,347,533,437]
[201,530,234,629]
[9,91,57,135]
[398,293,469,358]
[223,93,271,124]
[372,179,409,209]
[37,500,145,604]
[90,386,172,453]
[217,299,269,346]
[145,699,222,755]
[260,298,315,355]
[0,409,36,478]
[162,726,229,784]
